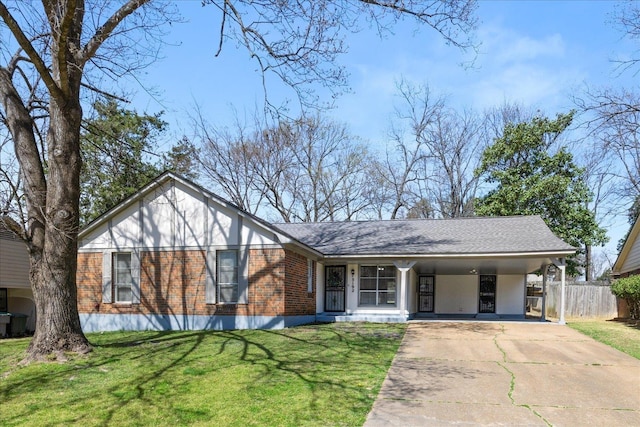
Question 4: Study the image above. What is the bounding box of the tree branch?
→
[79,0,150,66]
[0,1,63,100]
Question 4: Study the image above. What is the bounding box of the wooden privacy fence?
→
[541,281,619,319]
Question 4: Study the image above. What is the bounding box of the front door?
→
[325,266,346,312]
[418,275,435,312]
[479,275,496,313]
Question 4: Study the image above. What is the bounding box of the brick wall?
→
[77,248,307,318]
[77,252,102,313]
[283,250,316,316]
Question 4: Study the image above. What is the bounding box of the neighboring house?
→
[612,214,640,318]
[0,224,36,335]
[77,172,576,332]
[612,214,640,278]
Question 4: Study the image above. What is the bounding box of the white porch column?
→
[394,261,416,318]
[558,261,567,325]
[552,258,567,325]
[541,264,548,322]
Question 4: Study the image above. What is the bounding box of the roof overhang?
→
[320,251,574,275]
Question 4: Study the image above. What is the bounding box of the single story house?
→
[0,224,36,336]
[77,172,575,332]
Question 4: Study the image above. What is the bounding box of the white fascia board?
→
[321,250,576,260]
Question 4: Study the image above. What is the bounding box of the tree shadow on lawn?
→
[0,325,403,426]
[607,318,640,330]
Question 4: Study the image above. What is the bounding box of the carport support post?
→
[394,261,416,320]
[551,258,567,325]
[541,264,548,322]
[558,261,566,325]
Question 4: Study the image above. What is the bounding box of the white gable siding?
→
[143,182,176,248]
[111,203,141,248]
[620,235,640,274]
[208,198,238,246]
[80,220,112,248]
[241,220,280,245]
[79,178,280,251]
[176,183,208,247]
[0,237,30,288]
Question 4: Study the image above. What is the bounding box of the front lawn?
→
[0,323,405,427]
[568,319,640,360]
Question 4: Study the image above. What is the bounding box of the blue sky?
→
[124,1,637,263]
[132,1,634,141]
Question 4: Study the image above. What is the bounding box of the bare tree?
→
[574,1,640,231]
[198,112,372,222]
[428,108,483,218]
[0,0,176,360]
[193,108,268,215]
[206,0,478,110]
[1,0,476,360]
[381,80,484,219]
[380,80,445,219]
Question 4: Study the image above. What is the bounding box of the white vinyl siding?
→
[622,237,640,273]
[0,235,30,289]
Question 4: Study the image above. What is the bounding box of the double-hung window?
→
[217,250,239,303]
[113,253,133,303]
[359,265,397,306]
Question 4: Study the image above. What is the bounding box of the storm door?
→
[479,275,496,313]
[418,276,435,312]
[325,266,346,312]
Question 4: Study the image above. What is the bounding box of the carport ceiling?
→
[412,256,553,275]
[324,254,560,275]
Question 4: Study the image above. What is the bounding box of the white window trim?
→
[217,249,239,304]
[358,265,397,307]
[114,252,133,304]
[102,249,140,305]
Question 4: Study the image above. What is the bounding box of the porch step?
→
[475,313,500,319]
[316,313,408,323]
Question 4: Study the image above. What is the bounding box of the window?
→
[359,265,396,306]
[0,288,7,312]
[113,253,133,303]
[217,250,239,303]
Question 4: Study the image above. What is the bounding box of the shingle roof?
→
[275,216,575,256]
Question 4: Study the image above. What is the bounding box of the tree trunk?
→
[25,97,90,361]
[584,244,591,281]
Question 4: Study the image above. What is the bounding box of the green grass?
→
[568,319,640,360]
[0,323,405,427]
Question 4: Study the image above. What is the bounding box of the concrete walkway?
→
[364,321,640,426]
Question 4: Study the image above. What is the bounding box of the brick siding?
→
[283,250,316,315]
[77,247,314,318]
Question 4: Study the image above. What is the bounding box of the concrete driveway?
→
[364,321,640,426]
